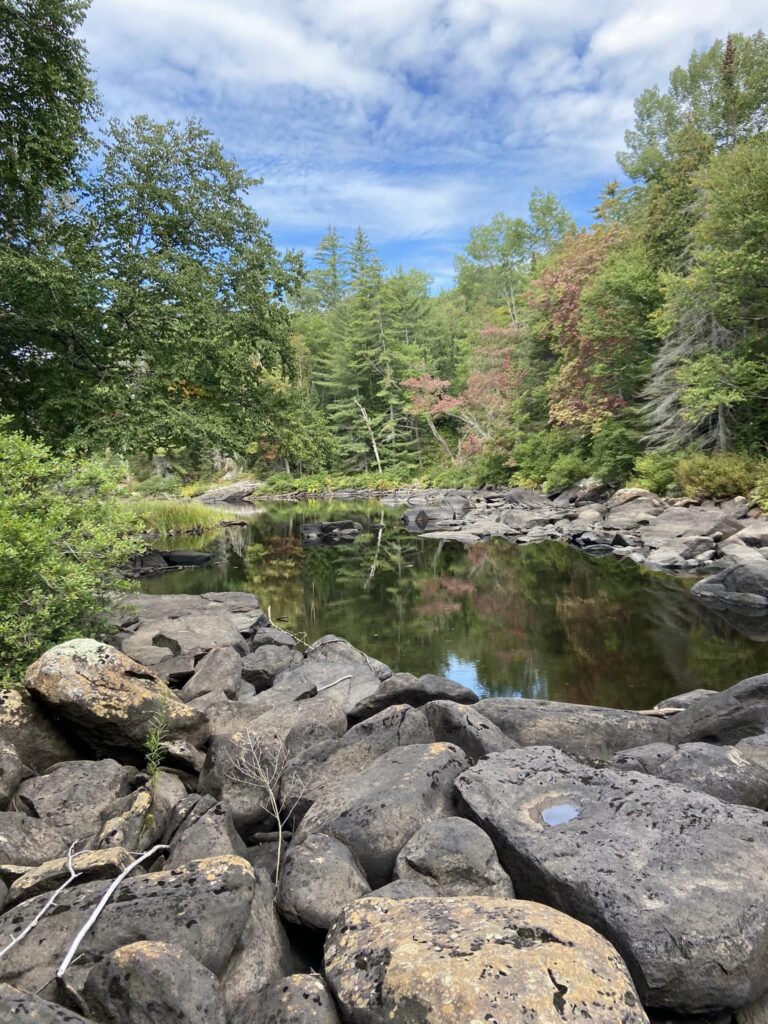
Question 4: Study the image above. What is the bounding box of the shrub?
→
[0,424,140,684]
[630,451,681,494]
[134,474,182,497]
[674,452,756,499]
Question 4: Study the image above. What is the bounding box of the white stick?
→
[0,843,82,961]
[55,844,167,979]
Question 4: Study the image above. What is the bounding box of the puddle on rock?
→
[541,803,581,826]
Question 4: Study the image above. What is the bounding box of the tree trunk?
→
[353,397,383,474]
[424,414,453,461]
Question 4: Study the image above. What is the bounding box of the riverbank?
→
[2,593,768,1021]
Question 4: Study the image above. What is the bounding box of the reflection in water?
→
[142,501,768,709]
[542,804,581,826]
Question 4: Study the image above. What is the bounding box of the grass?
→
[128,498,228,535]
[255,470,423,496]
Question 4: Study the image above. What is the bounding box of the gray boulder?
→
[671,672,768,745]
[0,688,77,771]
[198,481,257,503]
[325,895,648,1024]
[394,816,514,898]
[165,797,245,869]
[456,745,768,1013]
[0,742,22,809]
[241,646,304,691]
[349,672,477,721]
[24,640,208,754]
[256,974,341,1024]
[180,645,242,701]
[306,634,392,681]
[656,688,718,710]
[295,743,469,887]
[423,700,514,761]
[275,658,380,714]
[16,759,138,845]
[0,984,92,1022]
[691,560,768,608]
[250,627,297,650]
[277,832,370,930]
[0,855,255,995]
[476,697,671,759]
[7,847,138,907]
[83,940,227,1024]
[640,506,741,549]
[737,733,768,770]
[0,812,68,867]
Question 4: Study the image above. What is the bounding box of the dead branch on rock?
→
[225,732,306,887]
[0,842,82,961]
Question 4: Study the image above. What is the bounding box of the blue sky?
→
[84,1,766,291]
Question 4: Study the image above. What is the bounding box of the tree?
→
[0,116,306,459]
[302,226,347,311]
[0,0,97,240]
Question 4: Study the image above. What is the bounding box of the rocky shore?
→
[1,591,768,1021]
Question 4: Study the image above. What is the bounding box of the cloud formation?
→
[84,0,767,282]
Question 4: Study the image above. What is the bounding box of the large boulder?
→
[691,560,768,608]
[83,940,227,1024]
[423,700,514,761]
[640,506,741,548]
[0,742,22,809]
[325,895,648,1023]
[476,697,671,759]
[295,743,469,887]
[277,832,371,931]
[25,640,208,754]
[456,746,768,1013]
[7,847,138,907]
[15,759,138,845]
[394,817,514,898]
[0,812,68,867]
[612,741,768,808]
[198,481,257,503]
[0,688,78,771]
[180,645,242,702]
[165,796,245,869]
[671,672,768,745]
[241,646,303,691]
[274,658,380,715]
[0,984,92,1022]
[0,855,255,994]
[256,974,341,1024]
[306,634,391,681]
[349,673,477,722]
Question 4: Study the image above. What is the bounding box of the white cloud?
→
[83,0,768,274]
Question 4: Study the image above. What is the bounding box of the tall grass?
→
[128,499,227,535]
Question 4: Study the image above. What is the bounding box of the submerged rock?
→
[456,745,768,1013]
[325,895,648,1024]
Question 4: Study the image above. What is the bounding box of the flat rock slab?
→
[456,746,768,1014]
[325,895,648,1024]
[296,743,469,887]
[0,855,254,994]
[25,639,207,754]
[476,697,671,759]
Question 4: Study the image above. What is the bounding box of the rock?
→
[277,832,371,930]
[222,867,299,1024]
[198,481,257,503]
[476,697,671,759]
[83,940,227,1024]
[640,506,741,549]
[281,705,433,823]
[295,743,469,887]
[0,855,255,995]
[241,646,304,691]
[16,759,138,845]
[256,974,341,1024]
[731,519,768,547]
[423,700,514,761]
[418,529,484,543]
[7,847,140,906]
[180,645,242,701]
[656,688,718,710]
[604,496,665,530]
[0,742,22,809]
[737,733,768,769]
[0,812,68,867]
[275,658,380,715]
[394,817,514,898]
[165,797,245,869]
[162,549,214,566]
[250,626,297,650]
[739,990,768,1023]
[325,895,648,1024]
[646,534,715,567]
[553,476,611,505]
[692,560,768,607]
[121,610,247,666]
[349,673,478,722]
[456,745,768,1013]
[94,773,185,852]
[612,741,768,808]
[0,688,78,772]
[25,640,208,754]
[306,634,391,681]
[199,696,347,833]
[200,592,268,635]
[0,984,93,1022]
[369,878,433,900]
[671,672,768,745]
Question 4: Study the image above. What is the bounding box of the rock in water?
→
[25,639,208,754]
[456,746,768,1014]
[325,895,648,1023]
[295,743,469,887]
[83,940,227,1024]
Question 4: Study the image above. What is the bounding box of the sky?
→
[83,0,767,290]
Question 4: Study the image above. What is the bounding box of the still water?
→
[141,501,767,709]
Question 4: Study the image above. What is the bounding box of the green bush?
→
[509,428,589,491]
[134,474,182,497]
[588,419,642,486]
[0,425,140,684]
[674,452,756,499]
[630,450,681,494]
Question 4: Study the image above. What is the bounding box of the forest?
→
[2,0,768,673]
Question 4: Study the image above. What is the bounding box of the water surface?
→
[141,501,767,708]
